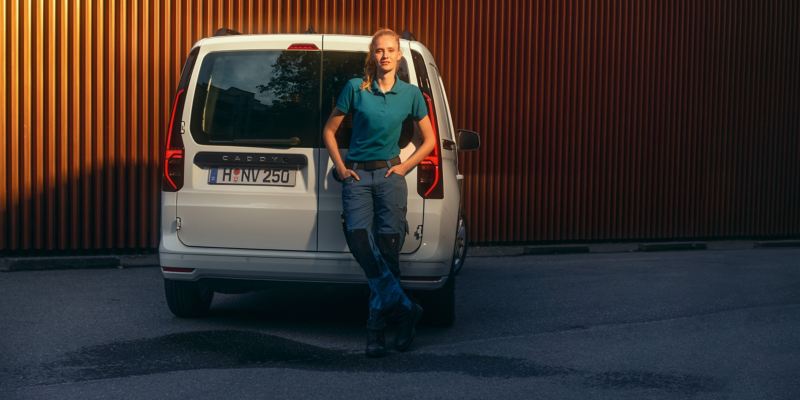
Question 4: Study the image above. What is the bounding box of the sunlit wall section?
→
[1,0,798,253]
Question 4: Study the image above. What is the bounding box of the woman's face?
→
[372,35,402,75]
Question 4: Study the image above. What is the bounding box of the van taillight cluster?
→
[417,92,444,199]
[162,48,199,192]
[162,88,186,192]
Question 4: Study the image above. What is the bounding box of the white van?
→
[159,30,480,326]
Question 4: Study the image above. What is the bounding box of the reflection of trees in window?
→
[260,51,319,110]
[249,51,321,145]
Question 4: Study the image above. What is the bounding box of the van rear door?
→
[317,35,424,253]
[176,36,323,251]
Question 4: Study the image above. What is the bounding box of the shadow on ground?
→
[8,329,721,396]
[3,280,726,395]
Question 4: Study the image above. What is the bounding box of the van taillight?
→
[417,93,443,199]
[162,88,186,192]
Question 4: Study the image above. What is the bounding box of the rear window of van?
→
[188,49,414,149]
[190,50,321,148]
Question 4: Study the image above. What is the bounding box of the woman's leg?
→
[341,169,412,335]
[372,170,409,278]
[373,170,423,351]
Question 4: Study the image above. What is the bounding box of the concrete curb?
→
[754,240,800,248]
[638,242,707,252]
[470,239,800,257]
[1,254,159,272]
[523,245,590,255]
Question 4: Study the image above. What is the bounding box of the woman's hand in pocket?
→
[385,164,409,178]
[337,166,360,181]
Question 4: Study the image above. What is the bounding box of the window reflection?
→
[191,50,321,147]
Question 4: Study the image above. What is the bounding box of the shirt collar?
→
[371,78,403,94]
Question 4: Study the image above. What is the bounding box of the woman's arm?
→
[386,115,436,177]
[322,108,360,181]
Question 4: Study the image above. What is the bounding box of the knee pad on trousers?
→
[377,233,402,278]
[344,229,380,278]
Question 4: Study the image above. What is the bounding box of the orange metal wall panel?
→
[0,0,6,250]
[1,0,799,253]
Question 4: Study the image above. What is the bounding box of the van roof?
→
[194,33,416,48]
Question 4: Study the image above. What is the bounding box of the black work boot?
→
[365,329,388,358]
[395,303,423,352]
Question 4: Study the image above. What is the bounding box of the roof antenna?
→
[305,25,316,34]
[400,30,416,41]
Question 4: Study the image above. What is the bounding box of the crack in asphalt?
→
[3,330,722,395]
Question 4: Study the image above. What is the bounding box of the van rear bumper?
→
[159,248,450,290]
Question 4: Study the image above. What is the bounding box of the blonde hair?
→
[360,28,402,91]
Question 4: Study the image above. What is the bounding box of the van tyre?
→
[417,274,455,327]
[164,279,214,318]
[452,214,468,276]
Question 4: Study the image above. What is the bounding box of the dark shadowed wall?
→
[1,0,798,253]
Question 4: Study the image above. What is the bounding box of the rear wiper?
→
[221,137,302,147]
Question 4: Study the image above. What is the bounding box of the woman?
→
[322,28,437,357]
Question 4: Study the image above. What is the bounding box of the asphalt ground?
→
[1,247,799,399]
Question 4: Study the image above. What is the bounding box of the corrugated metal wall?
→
[1,0,798,253]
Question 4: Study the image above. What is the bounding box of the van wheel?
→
[452,214,468,276]
[418,274,455,327]
[164,279,214,318]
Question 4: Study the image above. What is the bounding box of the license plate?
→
[208,167,296,186]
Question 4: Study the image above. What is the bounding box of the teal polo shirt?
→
[336,77,428,162]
